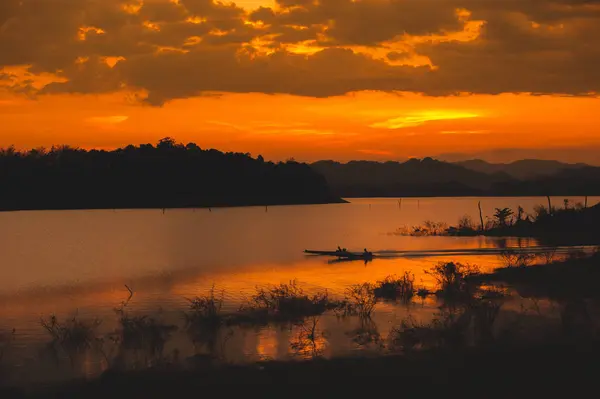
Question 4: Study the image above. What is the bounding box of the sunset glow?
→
[0,0,599,163]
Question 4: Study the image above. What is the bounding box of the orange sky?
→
[2,90,600,163]
[1,0,599,163]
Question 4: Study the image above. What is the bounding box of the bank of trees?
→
[0,138,338,211]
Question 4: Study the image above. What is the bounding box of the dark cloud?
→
[118,46,428,105]
[139,1,188,23]
[0,0,598,104]
[41,56,122,95]
[413,0,600,95]
[248,6,276,23]
[0,72,15,81]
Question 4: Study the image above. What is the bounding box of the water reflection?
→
[0,248,570,386]
[347,317,383,350]
[289,317,327,358]
[2,197,600,386]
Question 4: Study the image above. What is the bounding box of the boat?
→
[304,249,375,259]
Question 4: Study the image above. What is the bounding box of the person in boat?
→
[337,246,342,252]
[364,248,373,257]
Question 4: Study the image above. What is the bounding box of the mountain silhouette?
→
[311,158,513,197]
[311,158,600,197]
[456,159,588,180]
[490,166,600,196]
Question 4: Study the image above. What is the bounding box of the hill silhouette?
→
[456,159,588,180]
[311,158,512,197]
[491,166,600,196]
[0,138,341,211]
[2,140,598,210]
[311,159,600,197]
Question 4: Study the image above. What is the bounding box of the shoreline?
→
[0,198,349,213]
[3,194,598,213]
[342,194,597,199]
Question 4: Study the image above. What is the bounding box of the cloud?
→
[439,130,490,135]
[86,115,129,124]
[370,110,479,129]
[1,0,599,103]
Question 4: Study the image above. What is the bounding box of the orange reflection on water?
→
[0,251,509,326]
[169,253,507,304]
[254,327,279,360]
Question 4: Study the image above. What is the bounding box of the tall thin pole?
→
[478,201,484,231]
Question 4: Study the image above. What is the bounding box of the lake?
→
[0,196,597,385]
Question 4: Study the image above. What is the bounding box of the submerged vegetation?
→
[373,272,415,301]
[40,314,102,356]
[427,262,481,299]
[116,315,178,361]
[395,199,600,244]
[498,247,538,267]
[395,220,448,236]
[185,287,224,328]
[337,283,378,318]
[7,251,600,394]
[239,280,338,324]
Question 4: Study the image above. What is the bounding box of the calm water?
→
[0,196,597,385]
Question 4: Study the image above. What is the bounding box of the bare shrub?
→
[337,283,377,319]
[373,272,415,302]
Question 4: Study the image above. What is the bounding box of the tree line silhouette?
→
[0,138,339,211]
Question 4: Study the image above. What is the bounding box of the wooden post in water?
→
[398,199,402,210]
[547,196,552,215]
[209,207,212,212]
[265,205,268,212]
[478,201,484,231]
[417,199,420,210]
[585,196,588,208]
[369,204,371,210]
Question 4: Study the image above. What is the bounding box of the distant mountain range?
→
[455,159,589,180]
[311,158,600,197]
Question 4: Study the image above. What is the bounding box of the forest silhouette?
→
[0,138,339,211]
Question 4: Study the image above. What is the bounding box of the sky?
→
[1,0,600,164]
